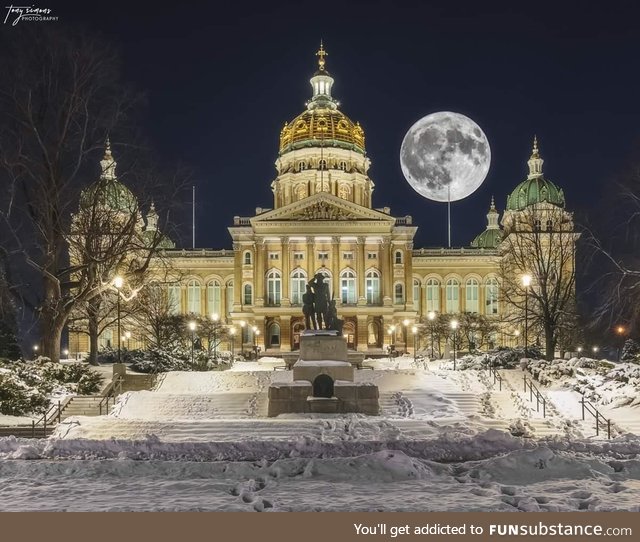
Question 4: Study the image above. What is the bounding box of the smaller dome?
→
[506,138,565,211]
[142,229,175,249]
[505,177,565,211]
[80,178,138,213]
[80,140,138,213]
[471,228,503,249]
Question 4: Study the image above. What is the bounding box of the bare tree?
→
[499,205,578,360]
[0,27,186,362]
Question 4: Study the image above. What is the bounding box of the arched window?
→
[226,280,234,315]
[339,161,347,171]
[445,278,460,313]
[465,278,479,313]
[318,159,327,171]
[297,161,307,172]
[290,269,307,305]
[269,323,281,347]
[486,278,499,315]
[340,269,357,304]
[546,219,553,231]
[266,270,281,306]
[365,269,381,305]
[168,283,181,315]
[426,279,440,312]
[243,251,252,265]
[243,283,253,305]
[413,279,421,312]
[394,283,404,304]
[395,250,403,264]
[207,280,221,316]
[367,321,380,347]
[534,219,542,232]
[187,280,201,314]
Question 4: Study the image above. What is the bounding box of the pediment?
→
[251,193,395,224]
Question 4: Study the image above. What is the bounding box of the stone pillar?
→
[180,284,187,314]
[404,243,414,310]
[255,240,265,307]
[280,315,291,352]
[306,238,314,276]
[357,314,368,351]
[233,243,243,312]
[281,237,290,306]
[201,282,207,316]
[381,238,392,306]
[356,236,366,306]
[255,316,265,350]
[220,284,227,318]
[332,236,340,302]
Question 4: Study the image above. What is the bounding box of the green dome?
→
[471,228,503,249]
[142,229,175,249]
[80,178,138,213]
[505,176,565,211]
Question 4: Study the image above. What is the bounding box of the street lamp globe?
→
[428,311,436,321]
[188,321,197,332]
[577,346,583,353]
[412,326,418,334]
[450,319,458,330]
[212,313,219,322]
[521,274,532,288]
[114,276,124,289]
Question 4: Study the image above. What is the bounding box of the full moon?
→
[400,112,491,202]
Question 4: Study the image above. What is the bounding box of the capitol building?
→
[70,46,574,357]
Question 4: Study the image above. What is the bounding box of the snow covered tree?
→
[620,338,640,363]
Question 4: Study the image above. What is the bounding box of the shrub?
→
[0,373,49,416]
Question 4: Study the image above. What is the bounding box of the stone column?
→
[306,238,314,276]
[356,236,366,306]
[332,236,340,301]
[381,238,392,306]
[404,243,414,310]
[233,243,243,312]
[281,237,290,306]
[280,315,291,352]
[180,284,187,314]
[255,240,265,307]
[357,314,368,351]
[220,284,227,319]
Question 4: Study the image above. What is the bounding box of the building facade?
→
[70,46,573,357]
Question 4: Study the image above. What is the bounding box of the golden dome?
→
[279,108,365,154]
[279,44,365,155]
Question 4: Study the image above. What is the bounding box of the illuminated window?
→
[465,278,479,313]
[426,279,440,312]
[366,269,381,305]
[207,281,221,315]
[187,280,201,314]
[445,279,460,313]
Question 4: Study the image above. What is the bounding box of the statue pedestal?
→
[299,332,348,362]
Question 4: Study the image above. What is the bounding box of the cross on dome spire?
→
[527,135,544,179]
[316,40,327,71]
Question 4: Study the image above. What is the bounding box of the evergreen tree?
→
[620,338,640,363]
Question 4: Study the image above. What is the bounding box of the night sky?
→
[57,0,640,249]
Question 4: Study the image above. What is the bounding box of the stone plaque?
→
[299,334,348,362]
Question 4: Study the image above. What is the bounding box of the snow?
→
[295,360,351,367]
[1,355,640,511]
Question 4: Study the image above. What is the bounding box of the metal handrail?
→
[29,396,72,437]
[98,375,123,415]
[487,363,503,391]
[580,396,612,439]
[523,374,546,418]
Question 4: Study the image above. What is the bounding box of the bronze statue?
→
[326,299,344,334]
[302,284,317,330]
[308,273,330,330]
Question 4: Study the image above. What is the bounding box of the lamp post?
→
[521,274,532,359]
[577,346,583,357]
[125,331,131,351]
[402,319,410,354]
[616,325,625,361]
[514,329,520,346]
[63,349,69,359]
[114,275,124,364]
[33,345,39,360]
[188,321,197,365]
[592,346,599,359]
[427,311,436,359]
[255,329,260,359]
[450,319,459,370]
[229,327,236,363]
[412,325,418,364]
[240,320,246,355]
[252,325,258,359]
[211,313,219,362]
[389,324,396,361]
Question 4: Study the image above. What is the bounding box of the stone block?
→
[293,360,354,382]
[307,396,339,414]
[300,334,348,362]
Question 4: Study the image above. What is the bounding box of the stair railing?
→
[580,395,612,439]
[30,397,70,437]
[523,374,546,418]
[486,363,503,391]
[98,375,123,415]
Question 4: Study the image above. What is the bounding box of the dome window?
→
[318,159,327,171]
[534,219,542,232]
[339,161,347,171]
[546,219,553,231]
[297,161,307,172]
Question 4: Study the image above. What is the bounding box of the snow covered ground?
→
[1,355,639,511]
